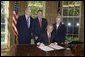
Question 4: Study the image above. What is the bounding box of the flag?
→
[12,1,18,36]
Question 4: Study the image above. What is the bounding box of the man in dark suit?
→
[16,7,34,44]
[37,24,55,45]
[53,13,66,44]
[33,10,47,44]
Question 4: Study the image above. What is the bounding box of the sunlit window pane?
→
[1,24,5,32]
[63,7,68,16]
[69,7,74,16]
[74,6,80,16]
[1,15,5,23]
[1,34,5,42]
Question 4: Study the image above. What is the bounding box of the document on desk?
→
[49,43,64,50]
[37,43,54,51]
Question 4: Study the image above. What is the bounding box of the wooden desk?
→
[9,44,84,56]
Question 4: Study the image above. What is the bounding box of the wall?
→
[45,1,58,24]
[79,1,84,42]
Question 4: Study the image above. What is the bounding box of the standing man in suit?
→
[37,24,55,45]
[16,7,34,44]
[33,10,47,44]
[53,13,66,44]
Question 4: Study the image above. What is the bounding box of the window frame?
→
[62,1,81,42]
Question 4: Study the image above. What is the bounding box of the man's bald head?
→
[47,24,53,33]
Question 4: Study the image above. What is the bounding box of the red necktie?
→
[39,19,42,28]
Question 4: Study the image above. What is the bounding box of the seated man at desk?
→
[37,24,56,45]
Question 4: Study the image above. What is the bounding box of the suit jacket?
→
[16,15,34,44]
[53,22,66,44]
[38,31,55,45]
[33,17,47,38]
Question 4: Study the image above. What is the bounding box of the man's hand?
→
[49,42,58,46]
[37,42,45,47]
[64,41,69,44]
[35,36,38,40]
[37,42,40,46]
[54,42,58,45]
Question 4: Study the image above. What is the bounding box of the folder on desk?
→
[37,43,54,51]
[49,43,64,50]
[37,43,64,51]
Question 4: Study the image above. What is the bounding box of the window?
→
[1,1,9,49]
[62,1,81,42]
[27,1,45,18]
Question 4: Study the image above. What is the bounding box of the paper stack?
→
[49,43,64,50]
[37,43,54,51]
[37,43,64,51]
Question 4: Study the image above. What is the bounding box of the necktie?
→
[27,17,30,28]
[39,19,42,28]
[48,33,51,44]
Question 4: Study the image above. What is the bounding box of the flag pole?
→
[12,1,19,45]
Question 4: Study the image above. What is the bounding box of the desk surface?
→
[9,44,84,56]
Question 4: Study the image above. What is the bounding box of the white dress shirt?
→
[56,23,59,29]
